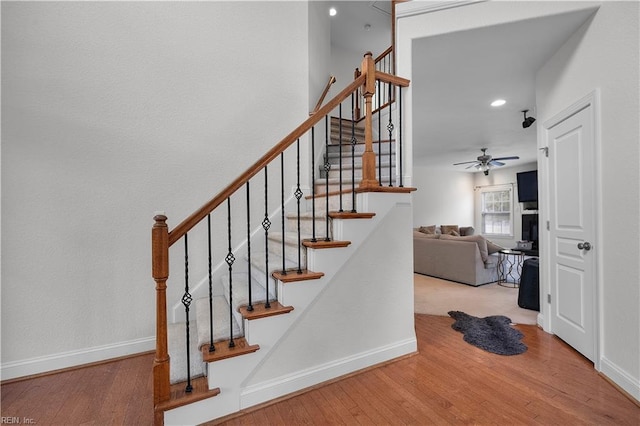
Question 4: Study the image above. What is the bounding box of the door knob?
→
[577,242,592,251]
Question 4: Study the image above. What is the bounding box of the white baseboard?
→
[1,336,155,381]
[239,337,418,409]
[599,357,640,402]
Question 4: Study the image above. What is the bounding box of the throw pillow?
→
[486,239,505,254]
[418,225,436,234]
[447,230,460,236]
[440,234,489,262]
[440,225,459,236]
[459,226,475,236]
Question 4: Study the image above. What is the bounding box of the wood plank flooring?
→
[2,315,638,425]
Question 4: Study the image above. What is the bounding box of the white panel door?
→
[548,104,596,362]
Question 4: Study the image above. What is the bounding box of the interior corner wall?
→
[1,1,309,378]
[412,166,474,228]
[535,2,640,399]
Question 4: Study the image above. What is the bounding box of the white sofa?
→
[413,231,499,286]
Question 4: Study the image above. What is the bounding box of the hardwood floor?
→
[2,315,638,425]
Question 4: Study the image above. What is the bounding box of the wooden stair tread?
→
[272,269,325,282]
[355,186,417,193]
[329,212,375,219]
[302,239,351,249]
[239,301,294,320]
[155,376,220,412]
[201,337,259,363]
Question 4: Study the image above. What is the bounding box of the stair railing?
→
[151,52,409,415]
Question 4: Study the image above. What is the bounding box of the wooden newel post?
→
[359,52,380,189]
[152,214,170,413]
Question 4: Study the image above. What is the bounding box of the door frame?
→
[540,89,602,370]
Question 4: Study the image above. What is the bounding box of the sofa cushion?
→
[440,225,459,235]
[414,230,440,239]
[418,225,436,234]
[439,234,489,262]
[459,226,475,236]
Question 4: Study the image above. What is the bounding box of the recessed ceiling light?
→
[491,99,506,107]
[329,7,337,16]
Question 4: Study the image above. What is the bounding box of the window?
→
[480,186,513,236]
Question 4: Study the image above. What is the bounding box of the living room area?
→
[412,161,541,326]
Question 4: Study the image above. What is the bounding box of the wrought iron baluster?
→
[207,215,215,353]
[225,198,235,348]
[294,138,303,274]
[324,115,331,241]
[182,234,193,393]
[311,127,317,242]
[263,166,271,308]
[387,83,394,187]
[350,93,357,212]
[280,152,286,275]
[377,79,382,186]
[246,182,253,312]
[339,103,344,212]
[399,87,404,188]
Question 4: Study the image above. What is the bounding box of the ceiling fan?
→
[453,148,519,175]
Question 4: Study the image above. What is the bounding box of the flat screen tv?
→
[517,170,538,203]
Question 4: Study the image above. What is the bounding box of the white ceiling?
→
[331,2,596,173]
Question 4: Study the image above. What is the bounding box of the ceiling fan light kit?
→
[453,148,520,175]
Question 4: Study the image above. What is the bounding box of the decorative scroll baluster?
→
[246,182,253,312]
[350,93,357,212]
[225,198,235,348]
[262,166,271,308]
[387,82,394,187]
[399,86,404,188]
[182,234,193,393]
[377,79,382,186]
[294,138,303,274]
[324,115,331,241]
[207,214,215,353]
[280,152,286,275]
[338,103,344,212]
[310,127,317,242]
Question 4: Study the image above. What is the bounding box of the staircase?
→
[152,52,414,425]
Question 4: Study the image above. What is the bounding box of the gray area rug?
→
[448,310,527,355]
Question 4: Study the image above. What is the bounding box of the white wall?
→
[1,1,310,377]
[397,0,639,402]
[412,166,474,228]
[536,1,640,399]
[474,162,538,250]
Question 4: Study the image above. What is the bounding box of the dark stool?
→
[518,258,540,311]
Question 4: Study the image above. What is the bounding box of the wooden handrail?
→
[311,75,336,115]
[374,70,410,87]
[168,73,367,246]
[375,46,393,64]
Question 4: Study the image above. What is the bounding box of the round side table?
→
[497,249,525,287]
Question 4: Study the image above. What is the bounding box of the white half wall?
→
[1,1,310,379]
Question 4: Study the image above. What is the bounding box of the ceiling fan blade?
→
[453,160,479,166]
[489,160,505,167]
[492,156,520,161]
[465,163,480,169]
